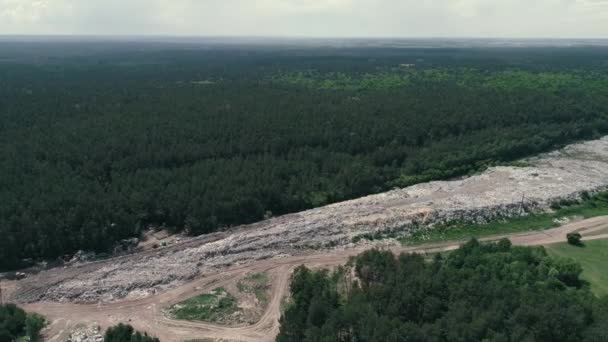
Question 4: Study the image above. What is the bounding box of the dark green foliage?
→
[0,304,26,342]
[104,323,159,342]
[568,232,583,246]
[24,313,45,341]
[0,304,43,342]
[277,239,608,342]
[585,296,608,340]
[2,44,608,270]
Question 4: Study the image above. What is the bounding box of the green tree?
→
[567,232,583,246]
[277,239,607,341]
[104,323,159,342]
[25,313,46,341]
[0,304,26,340]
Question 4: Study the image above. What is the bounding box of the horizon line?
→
[0,34,607,40]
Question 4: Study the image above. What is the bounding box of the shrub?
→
[0,304,26,340]
[104,323,159,342]
[25,313,46,341]
[567,232,583,246]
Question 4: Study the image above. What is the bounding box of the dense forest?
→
[2,43,608,270]
[277,239,608,341]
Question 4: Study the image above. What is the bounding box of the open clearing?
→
[546,238,608,297]
[166,272,272,326]
[168,287,240,324]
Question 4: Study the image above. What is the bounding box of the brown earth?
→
[20,216,608,342]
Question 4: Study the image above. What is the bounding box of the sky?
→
[0,0,607,38]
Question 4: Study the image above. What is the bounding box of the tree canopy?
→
[2,44,608,270]
[0,304,45,342]
[278,239,608,342]
[104,323,159,342]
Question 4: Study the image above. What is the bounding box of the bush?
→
[567,232,583,246]
[104,323,159,342]
[0,304,26,340]
[25,313,46,341]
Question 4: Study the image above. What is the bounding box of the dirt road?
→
[19,216,608,342]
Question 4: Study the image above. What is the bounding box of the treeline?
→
[2,45,608,270]
[277,239,608,341]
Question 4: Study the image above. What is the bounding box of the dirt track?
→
[21,216,608,342]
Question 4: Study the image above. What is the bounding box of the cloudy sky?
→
[0,0,607,38]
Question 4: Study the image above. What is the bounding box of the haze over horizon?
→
[0,0,607,39]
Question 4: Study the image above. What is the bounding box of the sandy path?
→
[20,216,608,342]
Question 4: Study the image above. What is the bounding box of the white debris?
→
[67,325,103,342]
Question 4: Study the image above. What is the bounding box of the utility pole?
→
[518,193,525,216]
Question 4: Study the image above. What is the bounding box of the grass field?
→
[400,213,557,245]
[169,287,239,322]
[546,238,608,297]
[398,191,608,245]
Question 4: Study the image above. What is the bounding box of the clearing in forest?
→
[167,272,271,326]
